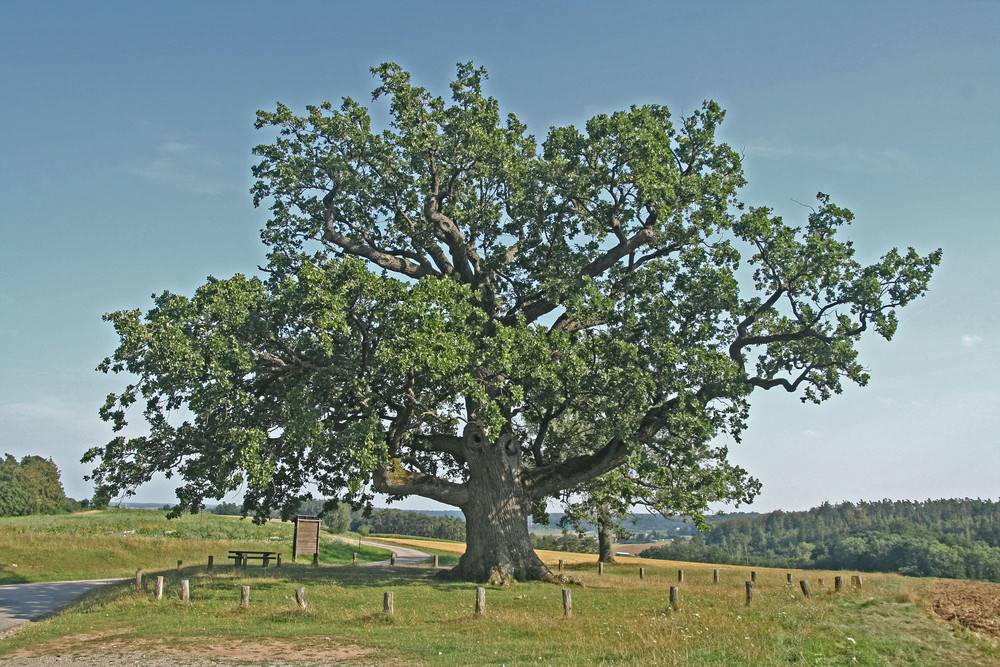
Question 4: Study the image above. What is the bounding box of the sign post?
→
[292,515,321,563]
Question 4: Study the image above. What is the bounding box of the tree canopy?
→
[87,63,939,583]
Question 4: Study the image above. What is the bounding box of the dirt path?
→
[331,536,432,566]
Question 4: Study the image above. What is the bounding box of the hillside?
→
[642,498,1000,582]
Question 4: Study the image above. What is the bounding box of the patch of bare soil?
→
[0,632,380,666]
[928,578,1000,639]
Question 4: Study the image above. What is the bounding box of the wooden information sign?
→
[293,515,321,562]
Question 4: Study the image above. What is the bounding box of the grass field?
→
[0,509,391,584]
[1,512,999,665]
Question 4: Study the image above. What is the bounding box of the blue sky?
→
[1,1,996,512]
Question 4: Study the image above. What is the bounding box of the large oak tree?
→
[87,63,939,584]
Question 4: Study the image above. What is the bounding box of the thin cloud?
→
[962,335,984,347]
[129,139,241,196]
[744,139,909,175]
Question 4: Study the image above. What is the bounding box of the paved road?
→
[0,579,125,633]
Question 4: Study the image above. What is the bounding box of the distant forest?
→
[641,499,1000,582]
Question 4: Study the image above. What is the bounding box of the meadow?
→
[1,510,998,665]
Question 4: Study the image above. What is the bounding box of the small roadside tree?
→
[86,63,939,584]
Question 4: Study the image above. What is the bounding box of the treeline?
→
[352,508,465,541]
[208,502,466,541]
[0,455,86,517]
[640,499,1000,582]
[530,531,599,553]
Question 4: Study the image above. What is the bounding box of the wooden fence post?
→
[276,553,282,569]
[799,580,811,598]
[745,581,754,607]
[598,562,604,576]
[207,556,214,571]
[390,553,396,566]
[786,573,793,584]
[670,586,680,611]
[639,567,645,580]
[433,555,439,568]
[135,568,143,589]
[384,591,394,615]
[155,576,164,601]
[476,587,486,615]
[241,585,250,609]
[353,552,358,565]
[312,552,319,567]
[835,576,843,592]
[181,580,190,603]
[677,569,684,583]
[714,569,720,583]
[177,560,183,573]
[562,588,572,619]
[751,570,757,583]
[558,559,564,572]
[295,587,307,610]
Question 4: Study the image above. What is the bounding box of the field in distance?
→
[1,512,999,665]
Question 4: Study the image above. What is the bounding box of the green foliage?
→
[87,63,939,545]
[0,454,74,517]
[350,508,465,541]
[529,530,599,554]
[641,499,1000,581]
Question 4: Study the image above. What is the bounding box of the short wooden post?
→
[745,581,754,606]
[639,567,645,580]
[312,552,319,567]
[155,576,164,601]
[135,568,143,589]
[799,579,811,598]
[181,579,190,603]
[295,586,307,610]
[751,570,757,583]
[562,588,572,619]
[714,569,720,583]
[677,569,684,583]
[786,573,793,584]
[433,555,439,568]
[241,585,250,609]
[383,591,394,615]
[475,587,486,615]
[242,555,248,571]
[598,562,604,576]
[177,559,183,573]
[390,553,396,566]
[276,553,282,568]
[852,575,863,590]
[353,552,358,565]
[207,556,214,571]
[669,586,680,611]
[835,575,843,592]
[558,559,564,572]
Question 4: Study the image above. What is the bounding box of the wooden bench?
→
[228,550,281,568]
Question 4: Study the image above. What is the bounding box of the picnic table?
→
[228,550,282,568]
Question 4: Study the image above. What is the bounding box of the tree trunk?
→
[597,516,617,563]
[445,427,552,585]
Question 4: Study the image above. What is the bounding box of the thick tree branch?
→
[373,458,469,506]
[524,437,630,499]
[323,216,437,279]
